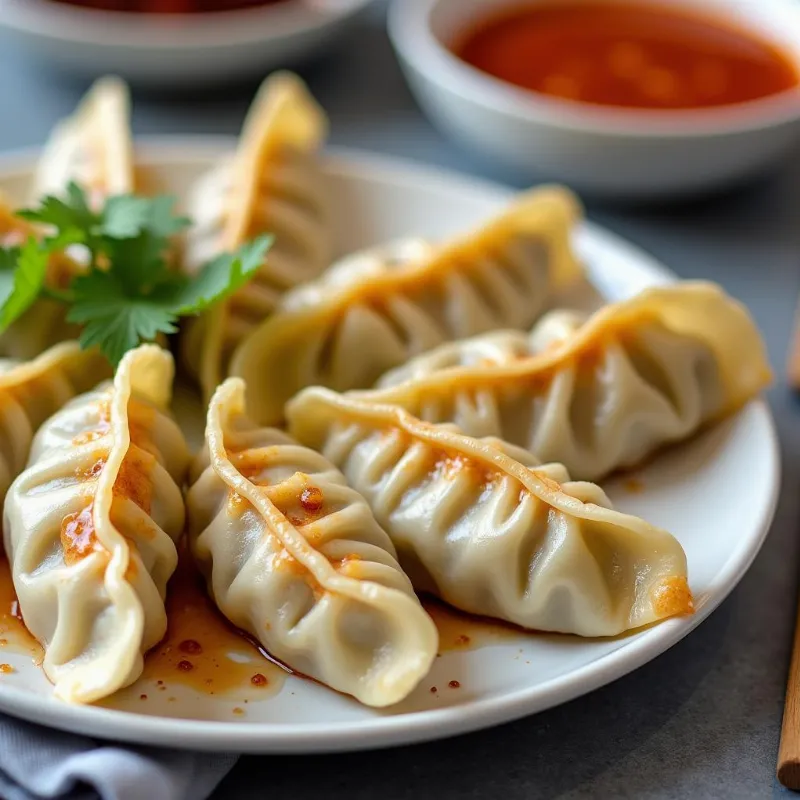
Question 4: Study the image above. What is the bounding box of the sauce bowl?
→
[388,0,800,200]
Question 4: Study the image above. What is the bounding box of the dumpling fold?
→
[186,377,438,708]
[3,345,189,703]
[31,76,134,206]
[232,185,582,425]
[0,342,110,503]
[182,72,331,400]
[286,388,693,637]
[372,282,771,480]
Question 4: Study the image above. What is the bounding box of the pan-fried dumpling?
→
[3,345,190,703]
[526,309,586,352]
[368,282,771,481]
[186,378,437,707]
[0,195,83,358]
[232,186,582,425]
[182,72,330,401]
[31,76,134,207]
[375,310,585,389]
[287,388,693,637]
[376,330,535,387]
[0,342,110,504]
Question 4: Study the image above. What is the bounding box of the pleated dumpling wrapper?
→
[3,345,190,704]
[376,308,586,387]
[0,195,83,358]
[182,72,331,401]
[0,342,110,503]
[31,76,134,207]
[372,282,772,481]
[231,185,582,425]
[186,378,438,707]
[286,388,693,637]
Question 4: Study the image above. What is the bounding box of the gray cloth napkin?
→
[0,715,236,800]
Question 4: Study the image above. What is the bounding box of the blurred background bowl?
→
[0,0,373,86]
[388,0,800,200]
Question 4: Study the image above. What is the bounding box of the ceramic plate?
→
[0,0,372,85]
[0,139,780,752]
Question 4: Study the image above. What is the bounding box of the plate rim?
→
[0,138,781,753]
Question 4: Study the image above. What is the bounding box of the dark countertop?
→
[2,3,799,798]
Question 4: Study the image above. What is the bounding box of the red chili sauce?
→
[453,2,799,110]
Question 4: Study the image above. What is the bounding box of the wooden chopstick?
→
[777,588,800,788]
[787,296,800,389]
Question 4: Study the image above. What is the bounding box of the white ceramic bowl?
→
[388,0,800,200]
[0,0,373,86]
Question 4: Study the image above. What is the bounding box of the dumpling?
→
[375,330,535,387]
[31,76,134,206]
[375,310,584,389]
[3,345,189,703]
[526,308,586,352]
[182,72,330,401]
[0,195,83,358]
[186,378,437,707]
[370,282,771,481]
[231,185,582,425]
[0,342,110,504]
[286,388,693,637]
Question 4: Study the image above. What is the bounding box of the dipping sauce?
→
[453,2,799,110]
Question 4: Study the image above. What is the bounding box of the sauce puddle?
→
[0,552,289,704]
[137,553,289,699]
[0,558,44,665]
[422,596,522,655]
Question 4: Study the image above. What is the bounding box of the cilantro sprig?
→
[0,182,272,366]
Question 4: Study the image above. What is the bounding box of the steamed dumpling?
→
[182,72,331,401]
[31,76,134,206]
[232,185,582,425]
[0,342,110,504]
[371,282,771,481]
[287,388,693,637]
[0,195,83,358]
[3,345,190,703]
[186,378,438,707]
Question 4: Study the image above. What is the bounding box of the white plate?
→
[0,139,780,753]
[0,0,372,85]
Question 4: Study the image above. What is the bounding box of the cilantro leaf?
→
[0,238,50,331]
[0,248,20,310]
[67,270,179,365]
[101,196,154,239]
[138,195,191,239]
[18,182,97,235]
[104,231,168,294]
[99,194,190,241]
[167,234,273,315]
[6,181,271,366]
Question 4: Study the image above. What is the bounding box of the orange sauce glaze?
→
[422,596,521,654]
[0,559,44,664]
[453,2,799,110]
[139,553,290,697]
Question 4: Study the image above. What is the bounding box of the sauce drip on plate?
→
[423,597,521,654]
[139,552,289,697]
[453,2,798,110]
[0,559,43,664]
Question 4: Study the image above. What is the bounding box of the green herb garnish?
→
[0,182,272,366]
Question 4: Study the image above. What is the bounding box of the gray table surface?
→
[2,3,800,798]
